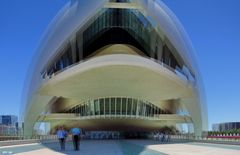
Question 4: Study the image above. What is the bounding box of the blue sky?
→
[0,0,239,130]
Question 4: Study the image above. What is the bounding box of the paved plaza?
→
[0,140,240,155]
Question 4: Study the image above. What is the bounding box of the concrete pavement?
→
[0,140,239,155]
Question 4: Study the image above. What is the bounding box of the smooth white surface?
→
[21,0,208,136]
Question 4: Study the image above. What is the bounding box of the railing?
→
[207,135,240,139]
[168,134,240,145]
[0,135,59,147]
[42,54,191,83]
[66,114,187,120]
[0,136,23,141]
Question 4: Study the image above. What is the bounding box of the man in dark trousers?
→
[56,126,68,151]
[71,127,81,151]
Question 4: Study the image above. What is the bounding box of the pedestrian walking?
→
[57,126,68,151]
[165,134,168,142]
[71,127,81,151]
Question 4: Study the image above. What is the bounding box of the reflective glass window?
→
[94,99,100,115]
[127,98,132,115]
[116,98,121,115]
[122,98,127,115]
[105,98,110,115]
[111,98,116,115]
[100,98,104,115]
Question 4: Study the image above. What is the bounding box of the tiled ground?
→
[0,140,240,155]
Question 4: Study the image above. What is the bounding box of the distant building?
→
[0,115,20,136]
[0,115,18,126]
[212,122,240,132]
[0,125,18,136]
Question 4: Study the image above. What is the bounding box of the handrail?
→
[42,54,186,81]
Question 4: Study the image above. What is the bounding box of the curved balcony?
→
[39,53,194,102]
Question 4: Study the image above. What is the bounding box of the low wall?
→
[194,139,240,145]
[170,137,240,145]
[0,139,41,147]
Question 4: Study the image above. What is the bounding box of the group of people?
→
[154,132,171,142]
[56,126,81,151]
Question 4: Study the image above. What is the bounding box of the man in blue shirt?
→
[56,126,68,151]
[71,127,81,151]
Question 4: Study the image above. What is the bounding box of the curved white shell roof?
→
[21,0,208,133]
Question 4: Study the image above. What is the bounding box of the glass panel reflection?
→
[65,97,171,117]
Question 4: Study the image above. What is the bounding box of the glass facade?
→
[0,115,18,126]
[82,8,153,58]
[41,45,73,79]
[41,8,183,79]
[64,97,171,117]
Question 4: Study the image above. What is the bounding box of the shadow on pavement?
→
[42,140,124,155]
[118,140,168,155]
[0,139,182,155]
[41,141,81,155]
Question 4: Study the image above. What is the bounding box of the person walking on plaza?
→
[57,126,68,151]
[71,127,81,151]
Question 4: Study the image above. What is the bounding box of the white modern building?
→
[212,122,240,132]
[21,0,208,137]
